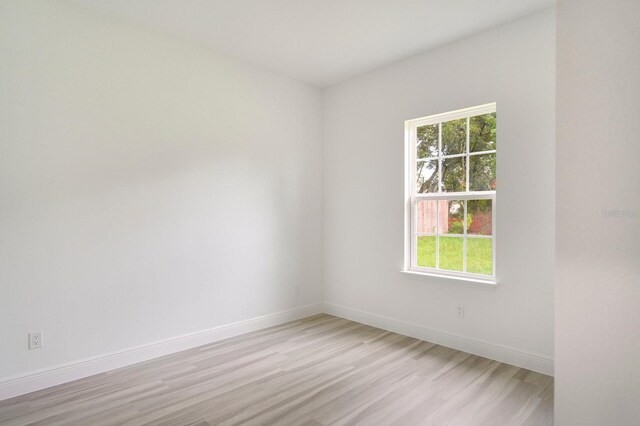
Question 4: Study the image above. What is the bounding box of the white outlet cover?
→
[28,332,43,349]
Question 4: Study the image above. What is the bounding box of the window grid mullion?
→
[438,122,442,194]
[416,233,463,237]
[435,199,440,269]
[464,117,470,273]
[420,152,485,162]
[463,200,467,273]
[412,200,418,268]
[469,149,496,157]
[466,117,470,192]
[436,121,442,268]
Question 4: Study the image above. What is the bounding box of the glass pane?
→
[467,237,493,275]
[467,199,493,236]
[438,236,464,271]
[417,124,438,159]
[441,118,466,156]
[415,200,438,234]
[469,113,496,152]
[417,236,436,268]
[416,159,438,193]
[469,153,496,191]
[441,156,465,192]
[437,199,464,235]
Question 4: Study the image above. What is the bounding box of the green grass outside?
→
[417,236,492,275]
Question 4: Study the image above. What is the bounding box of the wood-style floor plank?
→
[0,314,553,425]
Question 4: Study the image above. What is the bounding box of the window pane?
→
[467,199,492,235]
[441,156,465,192]
[469,153,496,191]
[438,236,464,271]
[441,118,466,155]
[437,199,464,234]
[469,113,496,152]
[415,200,438,234]
[467,237,493,275]
[417,236,436,268]
[417,159,439,193]
[417,124,438,159]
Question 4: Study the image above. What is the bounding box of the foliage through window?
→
[405,104,496,280]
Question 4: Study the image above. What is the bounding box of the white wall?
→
[0,0,322,381]
[556,1,640,424]
[323,10,555,370]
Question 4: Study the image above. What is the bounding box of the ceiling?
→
[68,0,555,87]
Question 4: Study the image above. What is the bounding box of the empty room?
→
[1,0,638,425]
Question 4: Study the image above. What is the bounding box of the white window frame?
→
[403,103,497,284]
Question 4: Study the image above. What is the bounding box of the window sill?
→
[400,270,497,286]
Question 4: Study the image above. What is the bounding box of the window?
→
[404,103,496,282]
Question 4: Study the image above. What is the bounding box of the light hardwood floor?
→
[0,314,553,425]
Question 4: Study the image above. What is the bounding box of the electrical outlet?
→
[457,305,464,318]
[28,332,43,350]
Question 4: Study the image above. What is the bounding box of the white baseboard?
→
[0,301,553,401]
[0,303,323,401]
[323,302,554,376]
